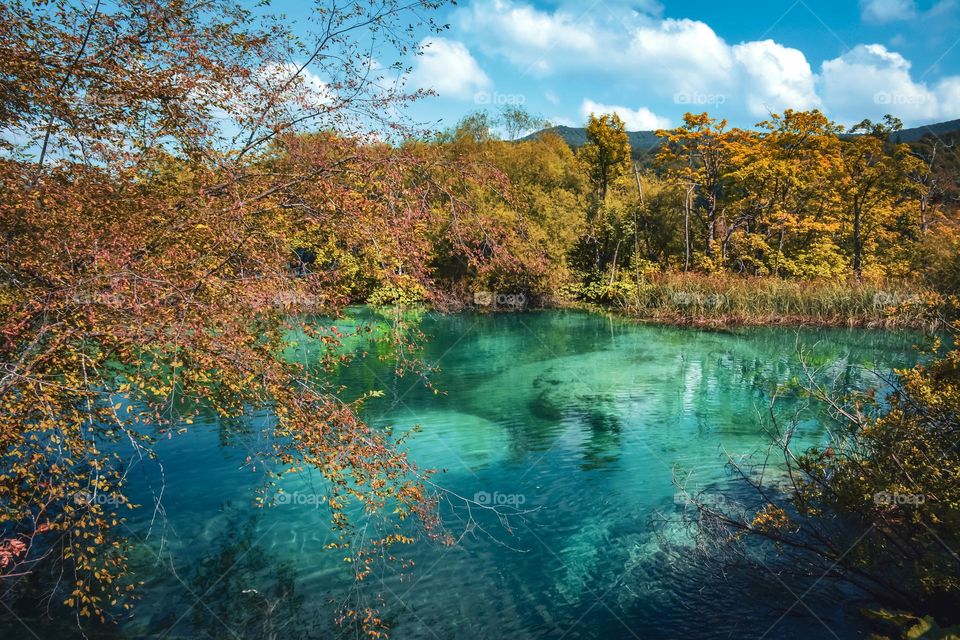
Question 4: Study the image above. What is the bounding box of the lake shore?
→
[467,273,941,331]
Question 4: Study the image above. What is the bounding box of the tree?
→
[579,112,631,201]
[480,131,587,294]
[445,110,497,144]
[0,1,460,635]
[692,312,960,632]
[839,117,914,279]
[656,113,740,268]
[575,113,632,274]
[498,105,545,142]
[907,139,947,234]
[725,110,845,277]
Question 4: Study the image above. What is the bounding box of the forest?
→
[410,108,960,320]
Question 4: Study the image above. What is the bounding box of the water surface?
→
[5,309,927,639]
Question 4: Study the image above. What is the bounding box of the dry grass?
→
[623,273,936,329]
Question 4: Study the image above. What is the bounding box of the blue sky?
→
[286,0,960,131]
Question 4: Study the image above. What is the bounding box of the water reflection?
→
[169,512,308,640]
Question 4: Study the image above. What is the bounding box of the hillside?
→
[525,117,960,160]
[522,125,662,158]
[893,117,960,142]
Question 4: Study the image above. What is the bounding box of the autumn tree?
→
[906,138,950,234]
[498,105,545,141]
[574,113,632,274]
[0,0,470,635]
[839,116,918,279]
[725,110,845,277]
[479,131,586,295]
[693,313,960,633]
[656,113,741,270]
[579,112,631,201]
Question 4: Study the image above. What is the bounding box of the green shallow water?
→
[4,309,930,639]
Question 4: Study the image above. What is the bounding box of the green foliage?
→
[579,112,632,201]
[779,238,849,280]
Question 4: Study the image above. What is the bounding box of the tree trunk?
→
[705,192,719,261]
[774,226,785,277]
[705,216,715,259]
[633,164,644,206]
[684,186,692,272]
[852,203,863,280]
[609,240,621,286]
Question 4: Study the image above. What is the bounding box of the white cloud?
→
[819,44,940,124]
[860,0,916,23]
[626,19,734,94]
[280,63,331,109]
[409,38,491,100]
[197,61,332,125]
[580,99,670,130]
[455,2,800,120]
[447,0,960,127]
[936,77,960,118]
[733,40,820,116]
[547,115,577,128]
[458,0,599,74]
[459,6,734,92]
[556,0,664,15]
[256,62,332,110]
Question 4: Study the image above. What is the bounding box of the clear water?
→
[4,309,928,639]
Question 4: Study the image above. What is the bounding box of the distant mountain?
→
[521,125,662,158]
[892,118,960,143]
[523,118,960,158]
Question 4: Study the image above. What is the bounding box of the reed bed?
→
[623,273,935,329]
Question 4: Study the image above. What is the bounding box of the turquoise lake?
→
[4,309,929,639]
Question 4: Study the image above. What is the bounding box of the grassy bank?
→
[615,273,938,329]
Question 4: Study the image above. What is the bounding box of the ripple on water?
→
[68,312,930,640]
